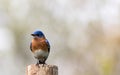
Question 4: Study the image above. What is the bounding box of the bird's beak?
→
[31,34,36,36]
[31,34,38,38]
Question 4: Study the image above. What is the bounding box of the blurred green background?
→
[0,0,120,75]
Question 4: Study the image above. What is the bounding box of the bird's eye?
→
[36,34,39,36]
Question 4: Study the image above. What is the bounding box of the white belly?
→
[33,49,49,59]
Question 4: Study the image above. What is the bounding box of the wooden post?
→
[26,64,58,75]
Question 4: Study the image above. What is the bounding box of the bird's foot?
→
[42,62,46,67]
[36,60,47,67]
[36,63,40,68]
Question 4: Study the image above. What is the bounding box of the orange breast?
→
[32,38,48,52]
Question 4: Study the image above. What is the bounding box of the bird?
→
[30,30,50,66]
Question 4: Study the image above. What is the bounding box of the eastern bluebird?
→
[30,30,50,65]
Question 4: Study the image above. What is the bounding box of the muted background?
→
[0,0,120,75]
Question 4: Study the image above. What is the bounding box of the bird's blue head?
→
[31,30,45,38]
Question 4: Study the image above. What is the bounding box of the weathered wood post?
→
[26,64,58,75]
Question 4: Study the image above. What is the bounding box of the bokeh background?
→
[0,0,120,75]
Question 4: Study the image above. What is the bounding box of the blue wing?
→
[46,39,50,52]
[30,43,32,51]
